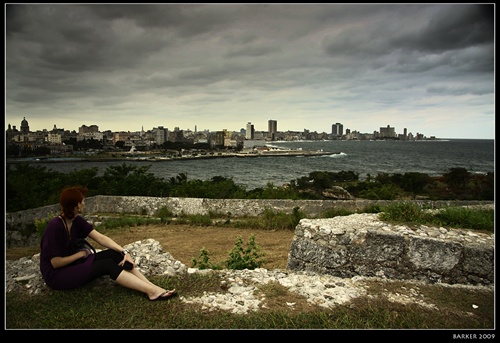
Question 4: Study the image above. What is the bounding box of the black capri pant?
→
[87,249,127,281]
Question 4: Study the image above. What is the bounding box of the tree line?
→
[6,163,494,213]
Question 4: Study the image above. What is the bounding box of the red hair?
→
[59,186,88,219]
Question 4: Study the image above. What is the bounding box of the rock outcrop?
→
[322,186,355,200]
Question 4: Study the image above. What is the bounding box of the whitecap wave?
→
[322,152,347,158]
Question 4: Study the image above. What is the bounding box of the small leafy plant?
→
[191,247,223,270]
[34,212,57,241]
[191,234,266,270]
[225,234,266,270]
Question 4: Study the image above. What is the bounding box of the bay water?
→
[18,139,494,190]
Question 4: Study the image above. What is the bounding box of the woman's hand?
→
[120,254,135,269]
[78,248,91,258]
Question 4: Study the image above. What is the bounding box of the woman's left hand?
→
[120,254,135,268]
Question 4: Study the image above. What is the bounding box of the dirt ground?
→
[107,224,296,270]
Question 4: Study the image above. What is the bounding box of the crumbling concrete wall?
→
[287,214,494,286]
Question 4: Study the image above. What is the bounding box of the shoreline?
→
[6,149,339,164]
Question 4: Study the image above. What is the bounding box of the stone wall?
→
[5,195,493,247]
[287,213,494,286]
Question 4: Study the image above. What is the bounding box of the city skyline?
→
[7,116,431,140]
[5,4,494,139]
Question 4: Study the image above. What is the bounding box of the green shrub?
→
[360,203,383,213]
[178,213,213,226]
[319,207,354,218]
[379,202,423,223]
[191,234,266,270]
[34,212,57,241]
[358,184,403,200]
[155,206,174,223]
[225,234,266,270]
[98,215,160,230]
[431,207,494,232]
[262,207,305,230]
[378,203,494,232]
[191,248,223,270]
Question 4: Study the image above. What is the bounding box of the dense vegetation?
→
[6,162,493,213]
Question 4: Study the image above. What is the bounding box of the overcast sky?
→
[5,3,495,139]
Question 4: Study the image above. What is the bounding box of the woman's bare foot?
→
[149,288,176,301]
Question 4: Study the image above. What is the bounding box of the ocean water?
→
[16,139,494,190]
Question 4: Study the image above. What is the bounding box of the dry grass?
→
[7,224,295,270]
[112,224,295,269]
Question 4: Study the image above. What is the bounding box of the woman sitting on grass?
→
[39,186,176,301]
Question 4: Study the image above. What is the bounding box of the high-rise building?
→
[246,122,254,140]
[332,122,343,136]
[156,126,168,145]
[268,119,277,140]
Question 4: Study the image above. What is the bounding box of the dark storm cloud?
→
[5,3,495,138]
[322,4,493,59]
[416,5,494,51]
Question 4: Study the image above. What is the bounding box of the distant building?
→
[79,124,99,133]
[20,117,30,133]
[155,126,168,145]
[113,131,132,145]
[78,124,103,141]
[215,129,231,146]
[268,119,277,140]
[332,122,343,137]
[380,125,396,138]
[46,132,62,145]
[246,122,255,140]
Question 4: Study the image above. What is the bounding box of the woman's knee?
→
[109,268,123,281]
[89,258,123,280]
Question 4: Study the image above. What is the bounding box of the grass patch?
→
[430,207,494,233]
[97,214,161,230]
[379,202,494,232]
[360,279,495,329]
[6,273,494,329]
[225,207,306,231]
[94,203,492,234]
